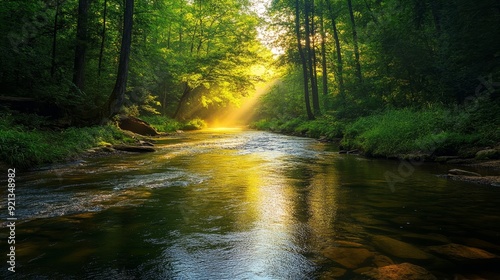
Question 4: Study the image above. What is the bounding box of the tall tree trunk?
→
[179,0,184,43]
[304,0,320,115]
[167,24,171,49]
[347,0,362,83]
[72,0,90,90]
[429,0,442,33]
[363,0,378,24]
[327,0,345,105]
[98,0,108,76]
[103,0,134,121]
[51,0,60,78]
[319,3,328,98]
[295,0,314,120]
[173,82,191,120]
[311,0,321,114]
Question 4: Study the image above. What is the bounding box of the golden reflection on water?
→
[307,163,340,250]
[177,145,302,273]
[8,129,500,279]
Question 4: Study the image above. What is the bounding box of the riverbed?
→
[1,128,500,279]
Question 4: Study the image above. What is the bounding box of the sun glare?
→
[207,78,280,128]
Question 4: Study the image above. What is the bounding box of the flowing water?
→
[1,128,500,279]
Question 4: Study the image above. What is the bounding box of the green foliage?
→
[255,67,308,120]
[341,101,500,157]
[0,115,127,168]
[140,115,206,132]
[182,118,207,131]
[251,116,343,139]
[250,119,283,131]
[140,115,182,132]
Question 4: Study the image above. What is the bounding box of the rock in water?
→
[428,243,497,262]
[448,169,481,177]
[372,236,431,260]
[362,263,437,280]
[323,247,374,268]
[118,116,158,136]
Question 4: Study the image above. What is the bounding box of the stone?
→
[118,116,158,136]
[318,136,329,142]
[476,149,500,160]
[372,236,431,260]
[435,156,460,163]
[448,169,482,177]
[332,240,364,248]
[323,247,374,268]
[447,159,474,164]
[321,268,347,279]
[139,140,155,146]
[373,255,394,267]
[400,233,450,246]
[427,243,497,261]
[113,145,155,153]
[361,263,437,280]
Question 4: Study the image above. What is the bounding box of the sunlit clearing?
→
[205,127,243,132]
[209,78,280,128]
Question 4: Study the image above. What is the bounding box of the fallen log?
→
[113,145,155,153]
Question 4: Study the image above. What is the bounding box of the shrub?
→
[0,115,128,168]
[140,115,182,132]
[182,118,207,130]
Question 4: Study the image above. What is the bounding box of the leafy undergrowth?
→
[251,116,344,139]
[0,114,131,168]
[252,100,500,158]
[140,115,207,132]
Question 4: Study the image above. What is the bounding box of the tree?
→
[98,0,108,76]
[347,0,362,83]
[295,0,314,120]
[319,2,328,99]
[51,0,61,78]
[304,0,320,115]
[326,0,345,105]
[73,0,90,90]
[103,0,134,121]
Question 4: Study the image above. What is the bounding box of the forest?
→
[1,0,500,167]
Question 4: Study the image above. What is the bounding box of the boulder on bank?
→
[476,149,500,160]
[118,116,158,136]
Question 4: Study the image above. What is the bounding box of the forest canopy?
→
[1,0,499,129]
[0,0,272,124]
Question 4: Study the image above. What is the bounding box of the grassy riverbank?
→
[140,115,207,132]
[0,114,131,168]
[251,102,500,160]
[0,113,208,169]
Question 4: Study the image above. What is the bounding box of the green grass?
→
[140,115,207,132]
[250,116,344,139]
[140,115,183,132]
[252,100,500,158]
[0,114,130,168]
[341,103,500,157]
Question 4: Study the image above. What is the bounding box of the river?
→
[1,128,500,279]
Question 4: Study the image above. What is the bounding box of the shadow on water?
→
[1,128,500,279]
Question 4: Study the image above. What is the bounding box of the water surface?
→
[1,128,500,279]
